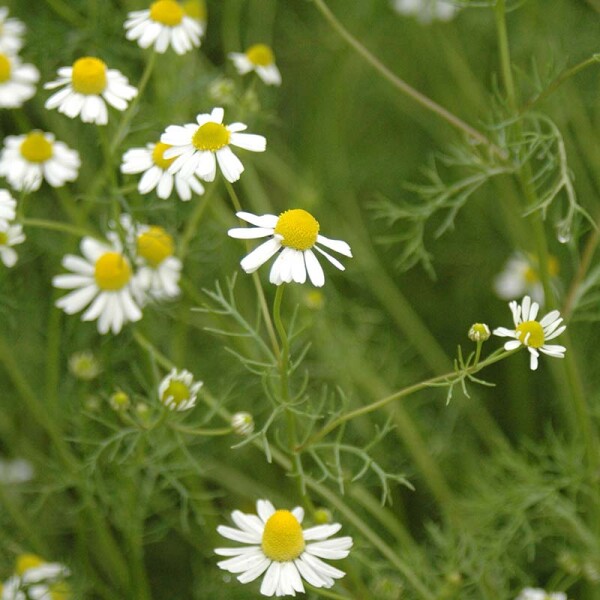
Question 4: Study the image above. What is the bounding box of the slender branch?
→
[23,218,98,239]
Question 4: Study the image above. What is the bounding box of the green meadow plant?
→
[0,0,599,598]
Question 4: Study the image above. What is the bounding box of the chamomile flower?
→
[53,237,143,335]
[0,52,39,108]
[228,209,352,287]
[392,0,458,23]
[515,588,567,600]
[0,131,80,192]
[216,499,352,597]
[121,141,205,201]
[229,44,282,86]
[158,368,202,411]
[0,8,26,54]
[0,458,34,484]
[0,222,25,268]
[45,57,137,125]
[494,252,559,304]
[0,189,17,228]
[124,0,204,55]
[493,295,566,371]
[161,107,266,183]
[1,555,70,600]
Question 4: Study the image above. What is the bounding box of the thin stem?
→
[43,0,85,27]
[169,423,232,436]
[178,186,217,259]
[23,217,97,239]
[494,0,517,112]
[299,348,515,450]
[132,329,175,370]
[311,0,505,158]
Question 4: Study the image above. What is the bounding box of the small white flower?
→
[0,189,17,228]
[125,0,204,55]
[0,458,34,484]
[231,411,254,436]
[229,44,282,86]
[53,237,143,335]
[121,140,205,201]
[45,57,137,125]
[228,209,352,287]
[216,499,352,597]
[0,222,25,268]
[515,587,567,600]
[2,555,70,600]
[493,295,566,371]
[0,8,26,54]
[392,0,459,23]
[0,52,39,108]
[161,107,266,183]
[158,368,202,411]
[0,131,80,192]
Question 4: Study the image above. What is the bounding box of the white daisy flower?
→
[161,107,266,183]
[0,52,39,108]
[124,0,204,55]
[0,8,26,54]
[158,368,202,411]
[229,44,282,86]
[121,140,205,201]
[216,499,352,597]
[515,588,567,600]
[53,237,143,335]
[228,209,352,287]
[392,0,459,23]
[0,189,17,228]
[493,295,567,371]
[0,222,25,268]
[0,131,80,192]
[44,57,137,125]
[494,252,559,304]
[181,0,207,28]
[0,458,34,484]
[5,554,70,600]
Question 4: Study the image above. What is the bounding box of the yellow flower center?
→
[71,57,107,95]
[182,0,206,21]
[0,231,7,245]
[262,510,305,562]
[274,209,319,251]
[152,141,176,170]
[16,554,45,575]
[516,320,545,348]
[0,53,11,83]
[20,132,53,163]
[523,266,538,284]
[150,0,184,26]
[137,226,174,267]
[246,44,275,67]
[94,252,132,291]
[162,380,190,405]
[192,122,230,152]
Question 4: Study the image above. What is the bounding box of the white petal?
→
[539,344,566,357]
[240,238,281,274]
[215,546,261,557]
[504,339,522,351]
[217,550,266,573]
[305,249,325,287]
[294,557,329,588]
[545,324,566,341]
[305,537,353,560]
[217,525,261,544]
[540,310,561,328]
[521,296,532,321]
[228,227,274,239]
[292,507,304,523]
[237,556,271,584]
[314,245,345,271]
[235,211,278,228]
[300,552,346,580]
[260,561,281,597]
[216,146,244,183]
[230,132,267,152]
[528,348,539,370]
[316,234,352,257]
[256,499,276,523]
[302,523,342,541]
[231,511,265,536]
[493,327,515,338]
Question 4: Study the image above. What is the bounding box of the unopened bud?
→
[231,412,254,436]
[109,391,130,411]
[468,323,490,342]
[68,350,101,381]
[313,507,332,524]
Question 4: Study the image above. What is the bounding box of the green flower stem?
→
[178,184,218,260]
[169,423,233,436]
[43,0,85,27]
[23,217,98,239]
[225,179,281,358]
[311,0,505,159]
[132,329,175,370]
[304,584,352,599]
[298,348,516,451]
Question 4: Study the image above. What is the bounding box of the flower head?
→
[0,8,26,54]
[158,368,202,411]
[0,52,39,108]
[493,296,566,370]
[229,44,282,86]
[0,189,17,228]
[161,107,266,183]
[45,57,137,125]
[228,209,352,287]
[0,457,34,484]
[392,0,459,22]
[468,323,490,343]
[0,131,80,192]
[216,499,352,596]
[0,221,25,268]
[2,554,71,600]
[121,140,205,201]
[515,588,567,600]
[231,411,254,436]
[53,237,143,334]
[124,0,204,55]
[68,350,102,380]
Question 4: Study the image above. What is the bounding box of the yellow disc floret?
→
[150,0,184,26]
[20,132,53,163]
[162,380,190,406]
[0,53,11,83]
[192,122,230,152]
[16,553,46,575]
[137,226,174,267]
[516,320,545,348]
[274,209,319,251]
[71,57,107,95]
[152,142,176,170]
[246,44,275,67]
[182,0,206,21]
[262,510,305,562]
[94,252,131,291]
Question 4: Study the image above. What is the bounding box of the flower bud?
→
[231,412,254,436]
[313,507,332,524]
[68,350,101,380]
[109,390,130,411]
[468,323,490,342]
